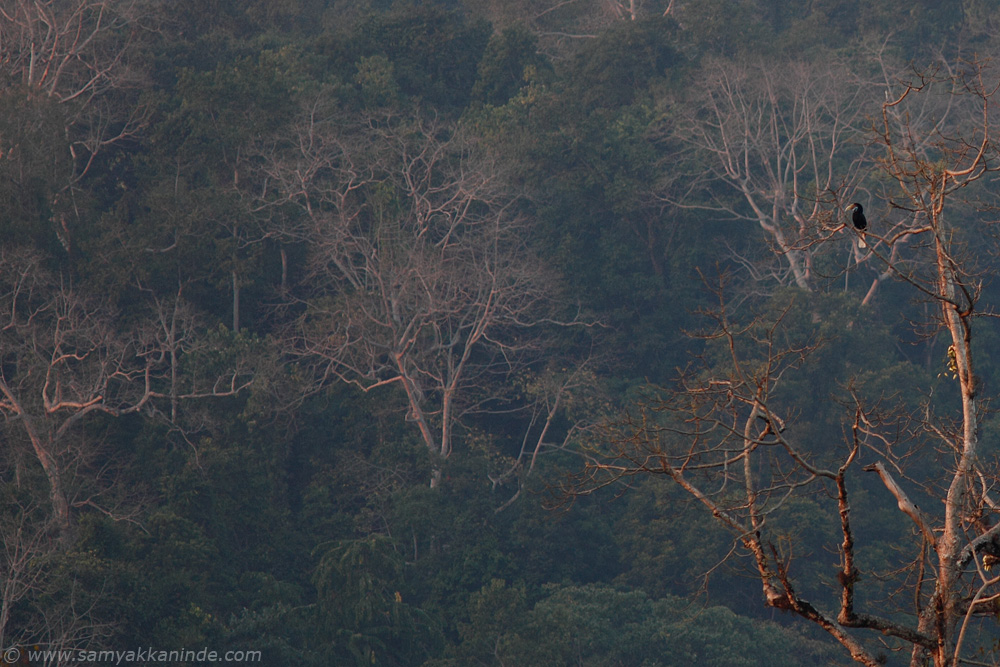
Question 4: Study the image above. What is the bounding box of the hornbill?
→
[845,202,867,248]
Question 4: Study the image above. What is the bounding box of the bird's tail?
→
[858,237,867,249]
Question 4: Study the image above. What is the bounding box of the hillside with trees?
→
[4,1,1000,665]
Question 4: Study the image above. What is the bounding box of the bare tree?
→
[462,0,674,54]
[0,0,141,101]
[869,59,1000,667]
[572,60,1000,667]
[0,0,150,250]
[259,107,589,486]
[488,358,607,510]
[0,491,52,651]
[666,58,874,293]
[0,249,253,541]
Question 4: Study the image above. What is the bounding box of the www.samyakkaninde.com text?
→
[4,646,262,664]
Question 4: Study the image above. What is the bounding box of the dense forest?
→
[6,0,1000,665]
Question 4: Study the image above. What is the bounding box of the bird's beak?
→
[844,204,855,212]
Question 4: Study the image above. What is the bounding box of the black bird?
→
[845,202,867,248]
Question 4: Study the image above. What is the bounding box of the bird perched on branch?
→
[983,553,1000,572]
[845,202,868,248]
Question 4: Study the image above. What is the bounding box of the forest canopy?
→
[4,1,1000,666]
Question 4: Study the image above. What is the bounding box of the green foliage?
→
[451,578,528,663]
[165,57,296,165]
[481,18,704,384]
[567,16,683,110]
[314,536,435,666]
[324,5,492,111]
[0,93,76,255]
[613,480,745,601]
[6,3,1000,665]
[470,27,547,107]
[355,54,402,108]
[436,582,845,666]
[223,602,328,666]
[671,0,775,57]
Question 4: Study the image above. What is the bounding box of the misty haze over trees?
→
[5,1,1000,665]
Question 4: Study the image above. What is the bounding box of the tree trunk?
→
[26,430,71,541]
[932,233,978,667]
[232,269,240,332]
